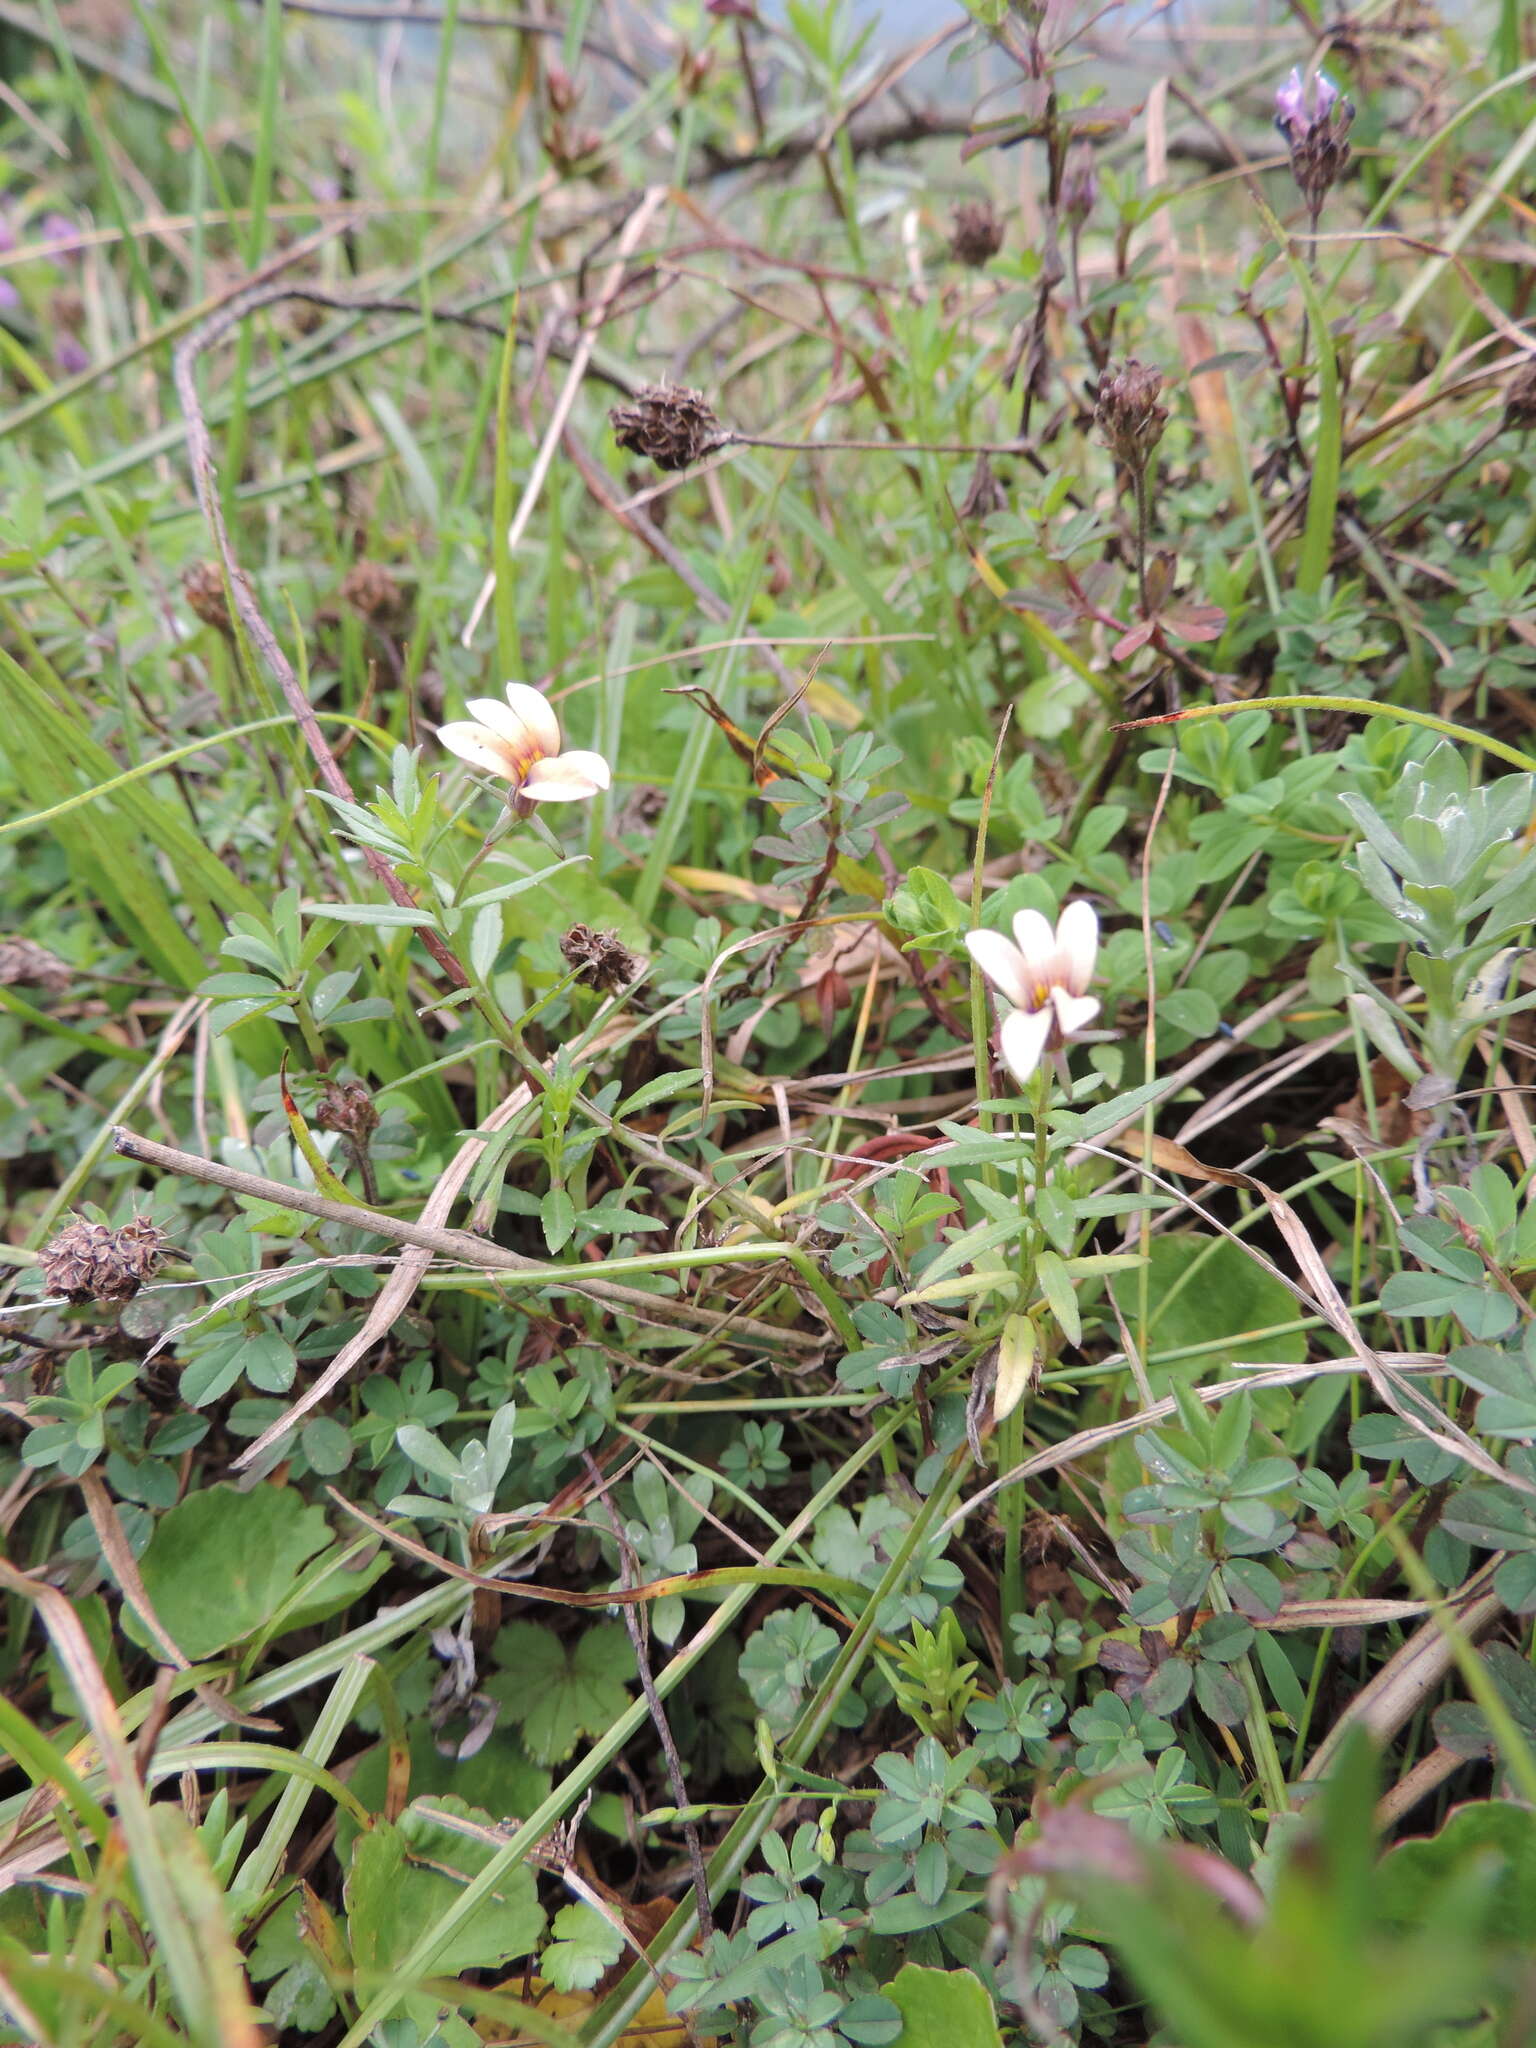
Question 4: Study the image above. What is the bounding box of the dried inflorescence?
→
[183,560,232,634]
[1275,66,1354,215]
[314,1078,381,1144]
[948,199,1005,268]
[1503,359,1536,432]
[960,454,1008,521]
[1094,359,1169,474]
[41,1215,171,1305]
[609,384,726,471]
[561,924,640,994]
[341,559,408,629]
[0,936,73,993]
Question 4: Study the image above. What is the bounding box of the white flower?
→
[437,682,610,811]
[965,899,1100,1087]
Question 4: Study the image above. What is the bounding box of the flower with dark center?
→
[1274,66,1353,214]
[560,924,640,993]
[609,383,726,471]
[1094,359,1168,474]
[438,681,610,814]
[949,199,1005,268]
[41,1215,171,1305]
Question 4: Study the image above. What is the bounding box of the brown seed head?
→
[1504,359,1536,432]
[1094,359,1168,473]
[949,199,1005,268]
[0,936,73,993]
[183,561,232,634]
[560,924,640,994]
[609,384,725,472]
[314,1079,381,1143]
[959,453,1008,521]
[41,1215,171,1305]
[341,559,407,628]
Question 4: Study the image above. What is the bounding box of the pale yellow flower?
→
[965,900,1100,1087]
[438,683,610,812]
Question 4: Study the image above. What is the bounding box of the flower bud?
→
[948,199,1005,268]
[1061,144,1098,230]
[1094,359,1168,473]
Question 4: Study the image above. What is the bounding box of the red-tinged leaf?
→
[1164,605,1227,644]
[1112,621,1156,659]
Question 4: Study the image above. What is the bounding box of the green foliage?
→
[7,3,1536,2043]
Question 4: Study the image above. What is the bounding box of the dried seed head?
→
[560,923,640,994]
[183,561,231,634]
[341,559,407,628]
[0,936,72,993]
[1094,358,1168,472]
[41,1215,171,1305]
[948,199,1005,268]
[314,1079,381,1143]
[1504,359,1536,431]
[959,452,1008,521]
[609,383,725,471]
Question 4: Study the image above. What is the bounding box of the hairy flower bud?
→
[1274,66,1353,214]
[1503,359,1536,432]
[948,199,1005,268]
[183,561,232,634]
[341,559,407,628]
[1094,359,1168,473]
[1060,144,1098,230]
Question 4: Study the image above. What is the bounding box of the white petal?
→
[521,752,608,803]
[502,682,562,755]
[437,722,516,779]
[1010,908,1057,976]
[463,694,539,760]
[551,748,610,791]
[1000,1005,1052,1087]
[1051,989,1099,1038]
[1054,900,1099,994]
[965,929,1031,1008]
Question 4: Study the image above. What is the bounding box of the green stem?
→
[1120,693,1536,776]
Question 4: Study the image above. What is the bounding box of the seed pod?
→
[609,383,726,471]
[560,924,640,994]
[40,1215,171,1305]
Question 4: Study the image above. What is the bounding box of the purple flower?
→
[1275,67,1342,140]
[54,336,89,376]
[0,278,18,315]
[39,213,75,254]
[0,212,16,256]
